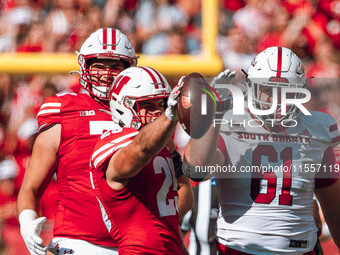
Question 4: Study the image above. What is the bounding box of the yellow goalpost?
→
[0,0,223,77]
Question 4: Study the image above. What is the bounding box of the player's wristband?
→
[182,156,207,182]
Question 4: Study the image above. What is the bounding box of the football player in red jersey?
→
[17,28,137,255]
[183,47,340,255]
[90,66,191,254]
[17,27,193,255]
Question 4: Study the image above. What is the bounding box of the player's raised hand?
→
[19,210,47,255]
[211,69,236,116]
[211,69,236,87]
[165,76,185,121]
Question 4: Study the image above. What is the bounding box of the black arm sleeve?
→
[171,150,184,178]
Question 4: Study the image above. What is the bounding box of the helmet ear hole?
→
[296,67,304,76]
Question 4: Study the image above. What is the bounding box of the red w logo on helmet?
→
[110,75,131,100]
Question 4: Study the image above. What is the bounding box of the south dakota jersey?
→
[37,92,117,246]
[216,110,340,255]
[90,128,182,255]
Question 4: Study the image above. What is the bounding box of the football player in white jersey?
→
[183,46,340,255]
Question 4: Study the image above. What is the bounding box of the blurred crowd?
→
[0,0,339,254]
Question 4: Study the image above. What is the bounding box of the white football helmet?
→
[109,66,171,130]
[247,46,307,125]
[77,28,137,101]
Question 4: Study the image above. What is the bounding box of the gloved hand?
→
[211,69,236,116]
[19,209,47,255]
[165,76,185,121]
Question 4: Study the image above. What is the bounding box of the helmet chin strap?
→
[92,96,109,107]
[99,109,112,116]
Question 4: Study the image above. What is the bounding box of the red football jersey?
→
[90,128,182,254]
[37,92,117,247]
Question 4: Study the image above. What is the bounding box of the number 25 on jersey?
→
[153,156,178,217]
